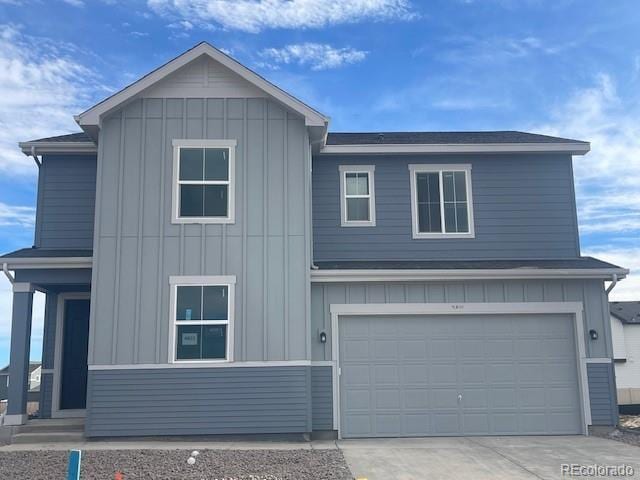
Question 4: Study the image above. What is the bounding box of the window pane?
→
[204,185,228,217]
[205,148,229,181]
[456,204,469,232]
[443,172,455,202]
[416,173,439,202]
[176,325,201,360]
[176,286,201,321]
[345,172,369,196]
[418,203,441,233]
[347,198,370,221]
[179,148,203,181]
[444,203,457,232]
[203,286,228,320]
[454,172,467,201]
[180,185,204,217]
[202,325,226,359]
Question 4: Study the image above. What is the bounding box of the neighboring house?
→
[0,42,628,438]
[0,362,41,402]
[610,301,640,413]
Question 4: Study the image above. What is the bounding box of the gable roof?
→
[0,362,41,375]
[610,301,640,324]
[77,42,328,138]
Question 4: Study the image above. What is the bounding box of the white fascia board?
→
[77,43,328,129]
[19,142,97,155]
[310,268,629,283]
[319,142,591,155]
[2,257,93,269]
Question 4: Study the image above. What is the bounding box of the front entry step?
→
[10,418,85,444]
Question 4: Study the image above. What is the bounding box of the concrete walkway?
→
[2,434,639,479]
[337,436,640,480]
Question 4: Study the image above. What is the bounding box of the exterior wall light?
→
[319,331,327,343]
[589,329,598,340]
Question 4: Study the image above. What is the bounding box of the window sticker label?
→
[182,332,198,346]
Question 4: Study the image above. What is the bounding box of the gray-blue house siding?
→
[312,153,580,261]
[0,42,625,438]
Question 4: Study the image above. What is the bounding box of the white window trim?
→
[408,163,475,239]
[171,139,237,224]
[168,275,236,364]
[339,165,376,227]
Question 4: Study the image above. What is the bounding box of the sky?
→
[0,0,638,366]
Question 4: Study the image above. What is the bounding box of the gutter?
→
[30,146,41,168]
[19,141,97,156]
[319,142,591,156]
[310,267,629,283]
[2,263,14,284]
[0,257,93,270]
[605,274,619,295]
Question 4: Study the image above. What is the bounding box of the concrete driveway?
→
[337,436,640,479]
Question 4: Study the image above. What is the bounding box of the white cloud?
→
[582,247,640,302]
[0,202,35,228]
[0,24,101,175]
[148,0,417,33]
[532,74,640,234]
[259,43,367,71]
[62,0,84,6]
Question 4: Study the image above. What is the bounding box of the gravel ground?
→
[591,428,640,447]
[0,449,353,480]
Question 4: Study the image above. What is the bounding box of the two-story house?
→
[1,43,627,438]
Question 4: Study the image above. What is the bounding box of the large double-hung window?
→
[172,139,236,223]
[170,276,235,362]
[408,164,475,238]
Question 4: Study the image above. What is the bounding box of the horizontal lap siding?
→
[312,154,580,260]
[85,367,311,437]
[36,155,97,249]
[587,363,618,426]
[311,366,333,430]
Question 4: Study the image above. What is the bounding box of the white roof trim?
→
[2,257,93,269]
[319,142,591,155]
[77,42,328,128]
[19,141,97,155]
[310,267,627,283]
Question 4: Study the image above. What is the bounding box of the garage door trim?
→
[329,301,590,438]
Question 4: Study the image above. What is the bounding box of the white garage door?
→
[339,314,583,438]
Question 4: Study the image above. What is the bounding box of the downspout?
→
[30,146,41,168]
[2,263,14,284]
[605,274,618,295]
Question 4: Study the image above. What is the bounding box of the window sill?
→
[341,221,376,227]
[172,217,235,224]
[412,232,476,239]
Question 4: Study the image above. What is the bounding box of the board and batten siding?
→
[311,279,617,427]
[35,154,97,249]
[85,366,311,437]
[311,279,612,361]
[312,154,580,261]
[89,97,311,365]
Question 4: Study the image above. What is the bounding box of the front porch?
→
[1,251,92,427]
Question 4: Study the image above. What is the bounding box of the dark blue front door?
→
[60,299,90,410]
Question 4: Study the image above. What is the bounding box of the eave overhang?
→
[319,142,591,156]
[310,267,628,283]
[19,141,97,156]
[2,257,93,270]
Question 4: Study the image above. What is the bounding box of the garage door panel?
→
[339,314,582,438]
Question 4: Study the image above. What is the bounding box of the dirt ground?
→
[0,401,39,416]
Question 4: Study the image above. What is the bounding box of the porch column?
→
[4,282,34,426]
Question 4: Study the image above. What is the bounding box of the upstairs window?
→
[170,275,235,362]
[339,165,376,227]
[172,140,236,224]
[408,164,475,239]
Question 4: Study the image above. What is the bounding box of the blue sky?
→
[0,0,638,366]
